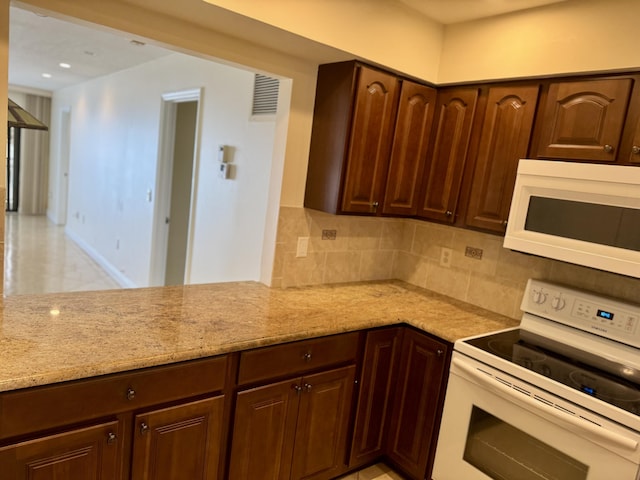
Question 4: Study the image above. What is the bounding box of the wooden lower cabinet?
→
[349,327,402,468]
[131,396,225,480]
[228,365,356,480]
[228,378,300,480]
[0,356,229,480]
[0,329,455,480]
[291,367,355,480]
[386,329,450,480]
[0,419,124,480]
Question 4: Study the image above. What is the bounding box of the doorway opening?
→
[150,89,201,286]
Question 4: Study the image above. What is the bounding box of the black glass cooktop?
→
[464,329,640,416]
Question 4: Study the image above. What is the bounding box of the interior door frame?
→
[149,88,202,286]
[57,107,71,225]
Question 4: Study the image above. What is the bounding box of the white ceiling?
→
[9,6,172,93]
[9,0,569,93]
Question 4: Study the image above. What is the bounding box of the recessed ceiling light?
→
[42,73,52,79]
[59,63,71,69]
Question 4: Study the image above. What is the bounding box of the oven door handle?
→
[452,358,639,453]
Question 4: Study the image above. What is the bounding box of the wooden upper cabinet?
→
[535,78,632,162]
[465,85,540,233]
[341,67,400,214]
[417,87,479,223]
[382,82,437,216]
[627,119,640,165]
[304,62,399,215]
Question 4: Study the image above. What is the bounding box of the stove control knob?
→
[551,296,566,311]
[532,290,547,304]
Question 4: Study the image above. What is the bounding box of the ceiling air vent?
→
[252,74,279,116]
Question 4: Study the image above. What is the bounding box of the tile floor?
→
[4,214,120,296]
[337,463,406,480]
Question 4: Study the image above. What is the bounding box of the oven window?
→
[524,196,640,251]
[463,407,589,480]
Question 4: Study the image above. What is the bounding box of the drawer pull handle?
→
[603,144,614,153]
[126,388,136,401]
[304,383,312,393]
[140,422,149,435]
[107,432,117,445]
[292,384,303,394]
[303,352,312,362]
[633,145,640,155]
[437,349,444,357]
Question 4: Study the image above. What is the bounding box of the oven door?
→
[432,353,640,480]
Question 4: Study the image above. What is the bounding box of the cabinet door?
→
[536,78,632,162]
[291,365,356,480]
[465,85,539,233]
[382,82,437,216]
[349,327,402,468]
[228,379,301,480]
[131,396,224,480]
[341,66,400,214]
[0,420,123,480]
[625,117,640,165]
[387,330,449,480]
[417,88,479,223]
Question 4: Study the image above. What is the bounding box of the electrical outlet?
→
[322,229,337,240]
[465,246,484,260]
[296,236,309,258]
[440,247,452,268]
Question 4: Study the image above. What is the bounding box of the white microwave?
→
[503,160,640,279]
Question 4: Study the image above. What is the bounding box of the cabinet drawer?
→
[238,333,360,385]
[0,355,227,440]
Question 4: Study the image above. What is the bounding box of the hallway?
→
[4,214,120,296]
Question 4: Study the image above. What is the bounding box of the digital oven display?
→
[597,309,614,321]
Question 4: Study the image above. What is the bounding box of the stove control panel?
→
[522,279,640,348]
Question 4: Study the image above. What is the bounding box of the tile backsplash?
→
[272,207,640,319]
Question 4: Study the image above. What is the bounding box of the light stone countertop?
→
[0,280,519,393]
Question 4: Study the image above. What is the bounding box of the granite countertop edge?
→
[0,280,519,393]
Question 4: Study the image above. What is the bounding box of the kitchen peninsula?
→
[0,280,515,391]
[0,280,516,479]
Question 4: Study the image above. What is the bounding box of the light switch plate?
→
[296,237,309,257]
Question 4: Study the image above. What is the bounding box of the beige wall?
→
[203,0,444,82]
[438,0,640,83]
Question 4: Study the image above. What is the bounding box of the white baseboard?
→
[64,228,137,289]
